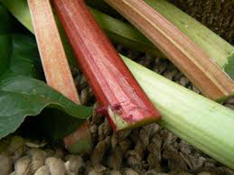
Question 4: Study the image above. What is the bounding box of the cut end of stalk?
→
[64,122,92,154]
[100,105,160,131]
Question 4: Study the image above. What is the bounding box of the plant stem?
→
[104,0,234,101]
[145,0,234,69]
[52,0,160,131]
[28,0,91,153]
[122,56,234,170]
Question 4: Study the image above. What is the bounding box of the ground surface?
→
[0,53,234,175]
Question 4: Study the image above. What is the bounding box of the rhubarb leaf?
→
[0,5,92,140]
[0,75,91,140]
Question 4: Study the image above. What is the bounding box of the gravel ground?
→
[0,1,234,174]
[0,50,234,175]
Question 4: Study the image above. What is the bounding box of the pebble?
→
[197,172,215,175]
[0,153,12,175]
[108,146,123,169]
[123,168,139,175]
[28,149,46,174]
[91,140,107,165]
[107,170,122,175]
[45,157,66,175]
[8,136,25,161]
[34,166,50,175]
[65,155,84,175]
[88,169,103,175]
[14,156,31,175]
[176,173,193,175]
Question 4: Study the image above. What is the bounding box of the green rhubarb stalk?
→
[3,0,234,168]
[122,55,234,170]
[144,0,234,79]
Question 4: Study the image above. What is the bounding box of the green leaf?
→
[0,75,91,139]
[0,5,92,140]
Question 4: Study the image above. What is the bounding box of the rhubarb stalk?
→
[52,0,160,131]
[122,55,234,170]
[104,0,234,101]
[28,0,91,153]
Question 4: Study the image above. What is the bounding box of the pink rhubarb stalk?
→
[104,0,234,101]
[28,0,91,153]
[52,0,160,131]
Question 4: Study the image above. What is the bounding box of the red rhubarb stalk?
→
[52,0,160,131]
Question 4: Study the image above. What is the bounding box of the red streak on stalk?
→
[52,0,160,130]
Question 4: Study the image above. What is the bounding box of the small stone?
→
[134,141,144,157]
[44,149,55,157]
[54,148,64,159]
[123,168,139,175]
[191,85,200,94]
[176,173,193,175]
[90,125,98,134]
[225,104,234,110]
[125,150,141,167]
[119,139,131,153]
[65,155,84,175]
[29,149,46,174]
[91,140,107,165]
[80,88,89,104]
[197,172,215,175]
[108,146,123,169]
[45,157,66,175]
[88,169,103,175]
[144,124,160,138]
[14,156,31,175]
[106,170,122,175]
[147,154,161,171]
[8,136,25,161]
[139,129,149,148]
[34,166,50,175]
[179,77,189,87]
[117,130,131,141]
[94,164,106,173]
[145,170,172,175]
[226,97,234,104]
[111,133,118,149]
[162,149,188,172]
[0,153,12,175]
